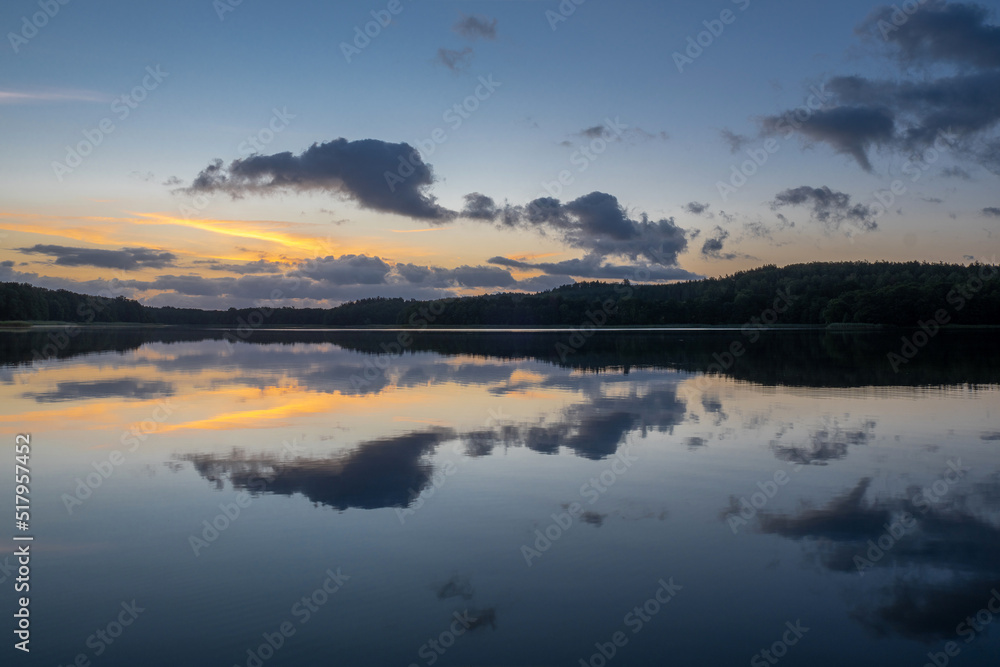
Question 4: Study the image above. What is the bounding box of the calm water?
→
[1,328,998,666]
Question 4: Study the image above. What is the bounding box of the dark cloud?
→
[983,207,1000,217]
[453,13,497,40]
[394,262,516,288]
[700,227,735,260]
[748,471,1000,641]
[859,1,1000,69]
[182,428,455,511]
[759,3,1000,172]
[684,202,710,215]
[771,186,878,230]
[436,47,474,71]
[296,254,392,285]
[436,575,475,601]
[17,244,176,270]
[761,106,895,172]
[720,128,751,153]
[24,379,174,403]
[470,191,692,269]
[460,192,507,221]
[771,423,873,466]
[184,138,455,221]
[941,165,973,180]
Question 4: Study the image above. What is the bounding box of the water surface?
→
[1,328,998,666]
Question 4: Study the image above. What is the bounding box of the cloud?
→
[940,165,973,180]
[394,262,516,288]
[182,428,456,511]
[453,13,497,40]
[771,186,878,230]
[436,47,474,71]
[700,226,735,260]
[17,244,176,270]
[184,138,455,221]
[567,121,668,145]
[684,202,710,215]
[982,207,1000,217]
[205,259,285,274]
[25,379,174,403]
[761,106,895,172]
[529,192,691,266]
[295,254,392,285]
[859,1,1000,69]
[720,128,751,153]
[758,2,1000,172]
[464,191,691,269]
[488,254,700,281]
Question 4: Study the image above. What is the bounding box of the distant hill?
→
[1,261,997,327]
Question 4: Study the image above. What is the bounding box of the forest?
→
[1,261,997,327]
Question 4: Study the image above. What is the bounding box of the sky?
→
[1,0,999,309]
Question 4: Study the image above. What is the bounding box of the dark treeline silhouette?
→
[3,327,999,388]
[1,261,998,326]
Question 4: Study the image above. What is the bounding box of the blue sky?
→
[1,0,998,308]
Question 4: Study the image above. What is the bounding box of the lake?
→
[1,327,998,666]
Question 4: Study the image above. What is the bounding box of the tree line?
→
[1,261,997,327]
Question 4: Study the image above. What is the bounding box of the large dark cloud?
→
[184,138,455,221]
[761,106,895,172]
[861,0,1000,69]
[771,186,878,230]
[17,244,176,270]
[295,254,392,285]
[463,191,692,270]
[759,1,1000,172]
[394,263,516,288]
[738,470,1000,642]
